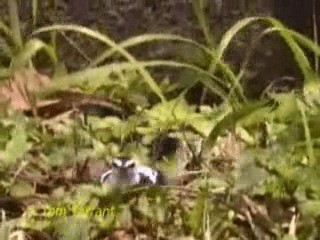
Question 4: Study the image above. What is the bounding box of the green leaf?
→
[202,99,275,155]
[117,205,132,229]
[272,93,299,122]
[137,97,210,136]
[1,125,31,166]
[300,200,320,217]
[232,151,269,192]
[137,194,152,218]
[0,222,11,240]
[187,191,207,236]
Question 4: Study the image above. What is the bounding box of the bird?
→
[100,157,166,187]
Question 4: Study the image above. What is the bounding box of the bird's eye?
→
[112,162,119,168]
[127,162,135,168]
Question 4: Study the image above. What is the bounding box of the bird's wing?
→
[136,166,164,185]
[100,170,112,184]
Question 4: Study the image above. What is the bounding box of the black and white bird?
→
[100,158,166,187]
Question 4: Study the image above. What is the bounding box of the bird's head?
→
[111,158,136,184]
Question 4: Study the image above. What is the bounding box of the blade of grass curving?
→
[210,16,317,103]
[144,60,228,100]
[202,98,275,156]
[261,24,319,96]
[234,26,273,100]
[191,0,243,106]
[294,31,320,58]
[192,0,215,48]
[33,24,166,102]
[89,33,234,101]
[209,17,261,104]
[312,1,319,72]
[32,0,38,27]
[191,0,242,107]
[297,99,315,165]
[7,0,23,49]
[38,60,228,101]
[0,21,22,49]
[214,16,318,103]
[262,22,314,84]
[235,21,319,104]
[89,33,213,67]
[215,17,259,62]
[38,65,124,95]
[265,27,320,61]
[11,38,58,70]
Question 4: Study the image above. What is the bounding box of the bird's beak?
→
[119,168,128,176]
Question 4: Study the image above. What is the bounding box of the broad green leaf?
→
[202,99,275,155]
[2,125,31,165]
[0,222,11,240]
[300,200,320,217]
[270,93,300,122]
[137,97,210,136]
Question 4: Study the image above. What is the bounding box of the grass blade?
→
[32,0,38,27]
[33,24,166,102]
[89,33,213,67]
[7,0,22,49]
[297,99,315,165]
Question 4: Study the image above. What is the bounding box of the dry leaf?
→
[108,230,134,240]
[0,71,52,111]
